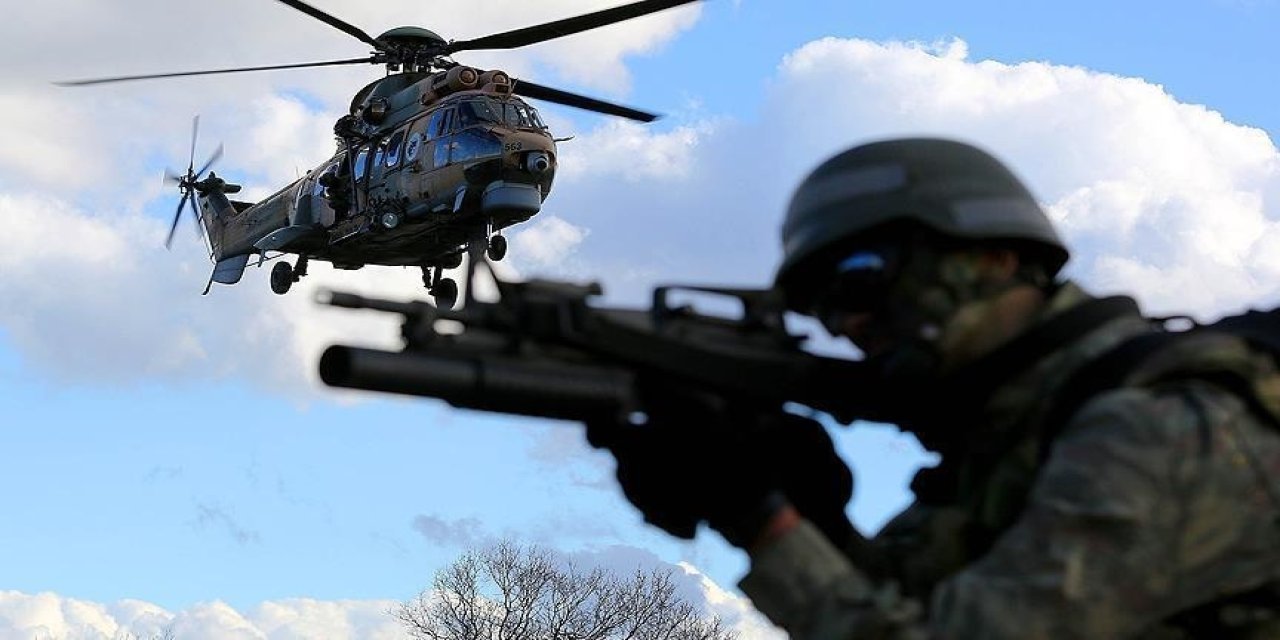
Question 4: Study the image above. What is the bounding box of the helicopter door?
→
[291,164,338,227]
[311,165,339,226]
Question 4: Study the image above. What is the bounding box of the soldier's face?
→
[813,243,1009,362]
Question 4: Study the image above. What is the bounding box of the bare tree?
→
[394,540,737,640]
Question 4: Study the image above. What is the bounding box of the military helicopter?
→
[60,0,697,308]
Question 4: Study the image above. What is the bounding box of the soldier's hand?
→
[750,412,857,550]
[584,399,855,550]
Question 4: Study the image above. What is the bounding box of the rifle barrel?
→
[319,346,636,422]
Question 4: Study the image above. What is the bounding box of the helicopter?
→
[60,0,698,308]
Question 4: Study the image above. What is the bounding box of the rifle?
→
[318,270,886,426]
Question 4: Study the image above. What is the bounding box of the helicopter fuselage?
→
[195,67,557,287]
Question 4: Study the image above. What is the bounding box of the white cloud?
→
[558,545,785,639]
[675,562,785,639]
[411,514,488,548]
[510,215,590,268]
[235,96,344,199]
[557,119,712,183]
[249,599,408,640]
[0,592,408,640]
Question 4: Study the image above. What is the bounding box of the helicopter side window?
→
[373,139,388,170]
[438,108,456,136]
[354,148,370,182]
[384,130,406,168]
[433,113,453,168]
[452,130,503,164]
[426,109,446,140]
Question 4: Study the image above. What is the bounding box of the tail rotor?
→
[165,115,223,248]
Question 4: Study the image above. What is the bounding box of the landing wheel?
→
[270,261,293,295]
[433,277,458,309]
[487,234,508,261]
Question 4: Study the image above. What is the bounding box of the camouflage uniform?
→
[740,282,1280,638]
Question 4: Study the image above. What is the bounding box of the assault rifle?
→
[318,269,888,426]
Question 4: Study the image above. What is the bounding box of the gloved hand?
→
[585,393,855,550]
[753,412,858,550]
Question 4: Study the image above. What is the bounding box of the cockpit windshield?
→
[457,98,547,130]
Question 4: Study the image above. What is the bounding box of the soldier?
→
[598,138,1280,638]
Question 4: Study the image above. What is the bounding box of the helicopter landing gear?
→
[270,262,293,294]
[487,234,507,261]
[422,266,458,309]
[440,251,463,270]
[270,255,309,295]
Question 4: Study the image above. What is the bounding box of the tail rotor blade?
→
[195,143,223,179]
[188,115,199,174]
[190,197,207,241]
[166,191,192,249]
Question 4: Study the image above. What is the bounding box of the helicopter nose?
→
[524,151,551,174]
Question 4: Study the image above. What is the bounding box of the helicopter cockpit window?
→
[501,102,541,129]
[458,99,504,127]
[455,98,545,130]
[527,107,546,129]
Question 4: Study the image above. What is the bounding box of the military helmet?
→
[774,138,1068,309]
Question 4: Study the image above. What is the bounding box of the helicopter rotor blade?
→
[273,0,382,49]
[512,78,659,122]
[166,191,192,249]
[445,0,700,54]
[55,57,377,87]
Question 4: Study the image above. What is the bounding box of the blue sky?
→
[3,0,1280,637]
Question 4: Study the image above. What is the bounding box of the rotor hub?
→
[376,26,449,70]
[376,26,447,48]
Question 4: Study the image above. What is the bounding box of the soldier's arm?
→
[740,516,927,639]
[739,381,1280,639]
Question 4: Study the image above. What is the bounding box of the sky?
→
[3,0,1280,637]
